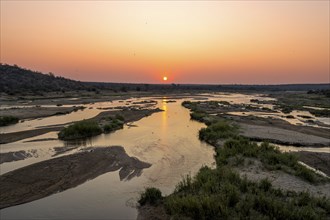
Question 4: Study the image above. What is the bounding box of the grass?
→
[103,118,124,133]
[215,137,325,183]
[0,115,19,126]
[162,166,330,220]
[189,106,324,183]
[138,187,163,206]
[273,92,330,117]
[199,120,239,144]
[182,100,198,111]
[138,101,330,219]
[190,112,206,122]
[58,120,102,140]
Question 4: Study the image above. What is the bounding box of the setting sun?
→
[163,76,168,81]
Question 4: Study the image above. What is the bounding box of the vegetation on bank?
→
[272,92,330,117]
[218,138,326,183]
[58,120,102,140]
[0,116,19,126]
[139,103,330,219]
[58,114,126,140]
[103,115,124,133]
[140,137,330,219]
[164,165,329,220]
[138,187,163,206]
[199,121,238,145]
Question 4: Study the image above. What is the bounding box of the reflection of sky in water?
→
[0,98,215,220]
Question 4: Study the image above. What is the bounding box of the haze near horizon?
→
[1,1,329,84]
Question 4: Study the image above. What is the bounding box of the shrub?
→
[138,187,163,206]
[115,114,124,121]
[103,119,124,133]
[163,165,330,219]
[58,120,102,140]
[0,116,19,126]
[190,112,206,122]
[199,120,238,144]
[259,178,272,192]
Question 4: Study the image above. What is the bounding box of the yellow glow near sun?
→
[163,76,168,81]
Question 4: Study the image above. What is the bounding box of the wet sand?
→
[0,146,151,209]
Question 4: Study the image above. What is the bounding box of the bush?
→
[190,112,206,122]
[163,165,330,220]
[0,116,19,126]
[259,178,272,192]
[58,120,102,140]
[103,119,124,133]
[115,114,124,121]
[199,120,238,144]
[138,187,163,206]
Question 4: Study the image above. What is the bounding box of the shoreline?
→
[0,146,151,209]
[0,108,163,144]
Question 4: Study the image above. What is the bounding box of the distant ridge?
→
[0,64,88,94]
[1,64,329,94]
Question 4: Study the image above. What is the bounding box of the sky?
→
[1,1,329,84]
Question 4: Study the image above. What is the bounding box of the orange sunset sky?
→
[0,1,329,84]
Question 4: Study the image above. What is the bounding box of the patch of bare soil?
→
[0,127,63,144]
[91,108,163,122]
[235,159,330,198]
[294,151,330,176]
[225,114,330,139]
[239,123,330,147]
[137,204,170,220]
[0,146,151,209]
[0,150,37,164]
[0,106,84,120]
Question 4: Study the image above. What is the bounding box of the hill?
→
[0,64,88,94]
[1,64,329,95]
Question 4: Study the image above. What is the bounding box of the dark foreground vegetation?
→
[141,165,329,219]
[140,137,330,219]
[0,116,19,127]
[139,104,330,219]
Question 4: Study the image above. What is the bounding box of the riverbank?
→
[183,100,330,146]
[137,101,330,219]
[0,108,162,144]
[0,106,86,120]
[0,146,151,209]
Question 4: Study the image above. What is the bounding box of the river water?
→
[0,93,329,219]
[1,98,216,219]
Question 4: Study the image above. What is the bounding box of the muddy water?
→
[0,99,215,219]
